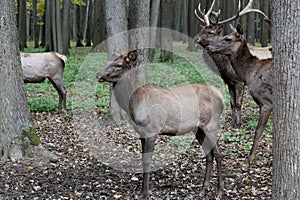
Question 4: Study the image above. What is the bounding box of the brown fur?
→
[207,24,273,166]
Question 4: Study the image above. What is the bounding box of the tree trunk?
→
[105,0,129,121]
[128,0,150,84]
[93,0,106,51]
[45,0,53,51]
[272,1,300,199]
[246,12,255,45]
[76,3,85,47]
[55,0,63,53]
[0,0,38,161]
[18,0,27,50]
[84,0,93,46]
[160,0,173,61]
[32,0,39,48]
[187,0,196,50]
[148,0,160,62]
[62,0,70,54]
[260,0,269,47]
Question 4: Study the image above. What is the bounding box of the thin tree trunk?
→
[128,0,150,84]
[246,12,255,45]
[148,0,160,62]
[160,0,173,61]
[106,0,129,121]
[55,0,63,53]
[18,0,27,50]
[272,1,300,199]
[0,0,37,161]
[45,0,53,51]
[260,0,269,47]
[32,0,39,48]
[187,0,196,51]
[93,0,106,51]
[51,0,58,51]
[62,0,70,54]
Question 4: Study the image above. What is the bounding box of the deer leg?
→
[213,144,223,199]
[196,127,214,195]
[141,135,156,200]
[234,82,245,128]
[248,103,272,165]
[227,83,238,128]
[48,77,67,112]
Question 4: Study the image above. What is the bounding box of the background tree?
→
[18,0,27,50]
[0,0,39,161]
[160,0,173,61]
[272,1,300,199]
[105,0,129,121]
[93,0,106,50]
[128,0,150,84]
[62,0,71,54]
[32,0,39,48]
[148,0,160,61]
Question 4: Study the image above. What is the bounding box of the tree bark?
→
[0,0,38,161]
[45,0,53,51]
[93,0,106,51]
[128,0,150,84]
[160,0,173,61]
[32,0,39,48]
[105,0,129,121]
[55,0,63,53]
[62,0,70,54]
[260,0,269,47]
[18,0,27,50]
[148,0,160,61]
[272,1,300,199]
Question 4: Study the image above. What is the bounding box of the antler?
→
[218,0,269,25]
[194,0,217,26]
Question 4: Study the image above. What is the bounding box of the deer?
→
[207,24,272,167]
[96,50,225,199]
[193,0,271,128]
[21,52,67,112]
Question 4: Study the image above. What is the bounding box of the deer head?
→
[207,24,245,56]
[96,50,138,83]
[194,0,269,47]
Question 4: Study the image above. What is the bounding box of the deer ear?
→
[229,24,236,32]
[124,50,138,64]
[236,24,244,35]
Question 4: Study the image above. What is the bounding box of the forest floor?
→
[0,92,272,200]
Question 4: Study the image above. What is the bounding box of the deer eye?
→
[225,38,232,41]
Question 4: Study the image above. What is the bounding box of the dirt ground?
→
[0,95,272,200]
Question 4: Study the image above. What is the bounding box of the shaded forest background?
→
[16,0,271,55]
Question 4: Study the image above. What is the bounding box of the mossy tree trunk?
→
[0,1,39,161]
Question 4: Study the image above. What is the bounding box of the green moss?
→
[22,128,40,146]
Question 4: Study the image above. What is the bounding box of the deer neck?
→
[112,70,142,113]
[230,40,255,82]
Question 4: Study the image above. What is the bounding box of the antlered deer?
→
[193,0,271,128]
[21,52,67,112]
[96,51,224,199]
[207,24,272,167]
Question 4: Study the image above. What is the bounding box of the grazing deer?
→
[207,24,272,167]
[96,50,224,199]
[21,52,67,112]
[193,0,271,128]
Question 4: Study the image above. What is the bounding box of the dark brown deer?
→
[21,52,67,112]
[207,24,272,167]
[96,51,224,199]
[193,0,271,128]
